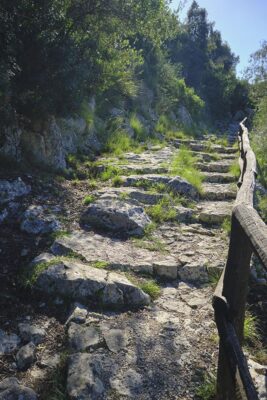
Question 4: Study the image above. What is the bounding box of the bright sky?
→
[170,0,267,76]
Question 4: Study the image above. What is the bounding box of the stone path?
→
[0,137,241,399]
[28,137,239,399]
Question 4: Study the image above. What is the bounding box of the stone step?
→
[201,183,237,201]
[97,187,165,205]
[31,254,151,309]
[50,231,180,280]
[196,201,233,223]
[203,172,236,183]
[173,139,236,154]
[196,161,231,173]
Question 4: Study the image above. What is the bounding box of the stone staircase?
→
[26,138,239,398]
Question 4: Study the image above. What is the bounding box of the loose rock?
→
[16,342,37,371]
[21,205,61,234]
[0,377,37,400]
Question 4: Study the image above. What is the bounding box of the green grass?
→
[207,268,222,287]
[90,260,110,269]
[170,146,204,193]
[83,195,95,205]
[155,115,171,135]
[112,175,124,187]
[132,237,167,253]
[99,165,122,182]
[258,194,267,222]
[49,230,70,241]
[244,312,260,345]
[130,114,147,141]
[229,161,240,179]
[221,216,231,236]
[106,130,132,156]
[146,197,177,223]
[139,280,161,300]
[196,373,216,400]
[87,179,98,190]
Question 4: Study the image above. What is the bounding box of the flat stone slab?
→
[97,187,164,205]
[33,258,150,309]
[197,201,233,224]
[196,161,232,173]
[81,199,151,236]
[203,172,236,183]
[51,231,180,278]
[68,323,101,351]
[201,183,236,201]
[0,329,21,355]
[103,329,128,353]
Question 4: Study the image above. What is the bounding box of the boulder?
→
[0,329,20,355]
[81,199,151,236]
[33,258,150,309]
[16,342,37,371]
[0,178,31,205]
[21,205,61,234]
[0,377,37,400]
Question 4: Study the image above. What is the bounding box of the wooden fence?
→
[213,118,267,399]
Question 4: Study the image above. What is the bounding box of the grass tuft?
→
[229,161,240,179]
[196,372,216,400]
[83,195,95,205]
[146,197,177,223]
[140,280,161,300]
[170,146,203,193]
[106,130,132,156]
[244,312,260,345]
[130,114,147,141]
[221,216,231,236]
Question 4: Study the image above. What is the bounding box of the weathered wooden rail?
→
[213,118,267,399]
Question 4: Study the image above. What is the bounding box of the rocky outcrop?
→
[33,258,150,308]
[81,199,151,236]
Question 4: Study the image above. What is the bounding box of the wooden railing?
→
[213,118,267,399]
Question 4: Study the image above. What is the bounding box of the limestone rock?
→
[33,258,150,308]
[103,329,128,353]
[0,377,37,400]
[0,178,31,205]
[153,261,178,280]
[168,176,198,199]
[178,262,209,284]
[0,329,20,355]
[110,368,143,397]
[248,359,267,399]
[18,323,45,345]
[81,199,151,236]
[21,205,61,234]
[67,352,112,399]
[16,342,37,371]
[66,303,88,325]
[68,323,101,351]
[197,201,233,224]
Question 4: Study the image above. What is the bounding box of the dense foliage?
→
[246,41,267,185]
[0,0,250,139]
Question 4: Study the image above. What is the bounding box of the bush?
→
[106,130,132,155]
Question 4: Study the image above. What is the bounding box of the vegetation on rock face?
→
[0,0,251,161]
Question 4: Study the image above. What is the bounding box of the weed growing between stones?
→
[83,195,96,205]
[139,280,161,300]
[87,179,98,190]
[221,216,231,236]
[243,311,267,364]
[42,351,68,400]
[90,260,110,269]
[130,113,147,141]
[170,146,204,193]
[49,230,71,241]
[195,372,216,400]
[112,175,124,187]
[99,165,123,182]
[207,268,222,288]
[106,130,132,156]
[146,197,177,223]
[132,237,167,253]
[229,161,240,179]
[257,193,267,223]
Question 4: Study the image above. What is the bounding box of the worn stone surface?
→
[21,205,61,234]
[0,178,31,205]
[203,171,236,183]
[18,323,45,345]
[66,303,88,325]
[197,161,232,173]
[16,342,37,371]
[103,329,128,353]
[68,323,101,351]
[197,201,233,224]
[81,199,151,236]
[51,230,178,276]
[97,187,164,205]
[202,183,236,201]
[34,258,150,308]
[0,377,37,400]
[0,329,21,355]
